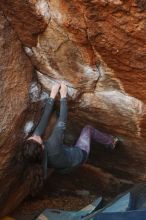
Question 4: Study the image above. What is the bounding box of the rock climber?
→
[21,82,119,178]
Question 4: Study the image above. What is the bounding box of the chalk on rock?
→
[40,91,49,101]
[24,121,34,136]
[29,81,41,102]
[24,47,33,56]
[67,87,78,99]
[35,0,50,21]
[37,71,56,91]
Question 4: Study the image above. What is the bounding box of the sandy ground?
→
[11,164,132,220]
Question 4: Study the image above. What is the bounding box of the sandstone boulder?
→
[0,10,33,215]
[0,0,146,216]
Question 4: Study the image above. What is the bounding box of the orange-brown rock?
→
[0,0,146,216]
[0,10,34,216]
[0,0,49,46]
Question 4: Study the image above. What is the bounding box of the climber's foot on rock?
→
[112,136,121,149]
[108,136,121,150]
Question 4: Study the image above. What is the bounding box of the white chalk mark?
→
[96,90,145,116]
[35,0,50,20]
[29,82,41,102]
[77,63,99,79]
[24,121,34,135]
[40,91,49,100]
[24,47,33,56]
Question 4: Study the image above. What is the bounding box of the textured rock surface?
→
[0,10,34,216]
[0,0,146,216]
[0,0,49,46]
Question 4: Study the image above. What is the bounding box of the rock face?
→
[0,0,146,216]
[0,10,34,215]
[0,0,49,46]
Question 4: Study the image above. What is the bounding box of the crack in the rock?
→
[53,39,69,53]
[82,10,102,91]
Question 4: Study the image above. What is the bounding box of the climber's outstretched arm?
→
[33,83,60,136]
[33,97,54,136]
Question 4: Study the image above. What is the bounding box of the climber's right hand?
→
[60,82,68,98]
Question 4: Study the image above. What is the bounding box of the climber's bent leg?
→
[89,125,119,149]
[75,125,116,153]
[89,125,114,146]
[75,125,92,155]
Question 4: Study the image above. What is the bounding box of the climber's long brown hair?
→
[24,164,44,196]
[18,139,44,196]
[19,139,43,164]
